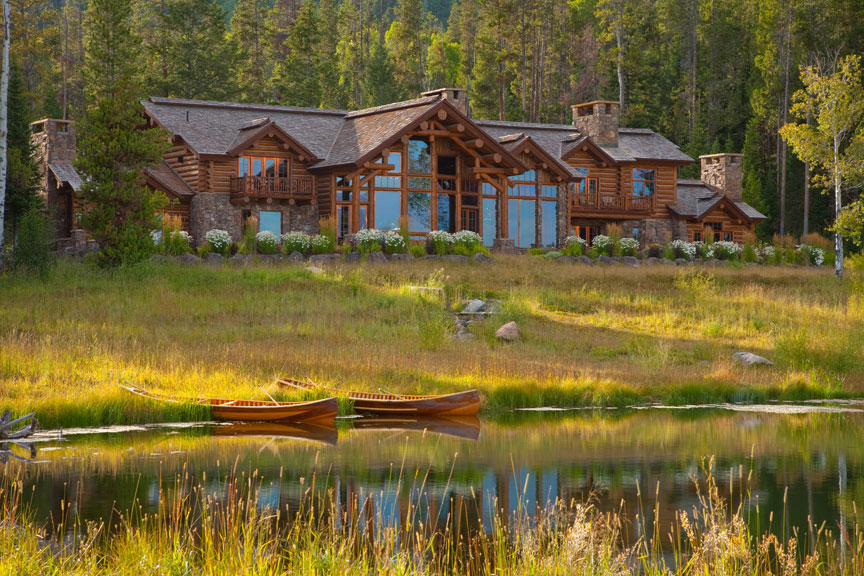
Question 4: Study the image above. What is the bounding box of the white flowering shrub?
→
[452,230,483,255]
[427,230,455,255]
[281,231,311,254]
[205,229,231,255]
[617,237,640,257]
[591,234,613,255]
[382,231,407,254]
[712,240,741,261]
[150,230,162,246]
[564,236,588,247]
[255,230,280,254]
[691,241,714,259]
[310,234,334,254]
[562,235,587,256]
[760,245,776,260]
[670,239,696,260]
[355,228,385,253]
[799,244,825,265]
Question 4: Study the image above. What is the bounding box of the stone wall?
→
[189,195,320,245]
[700,154,743,201]
[638,217,686,245]
[556,181,570,247]
[571,101,619,146]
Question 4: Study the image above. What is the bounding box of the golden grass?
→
[0,258,862,427]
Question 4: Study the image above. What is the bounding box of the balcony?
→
[572,192,652,214]
[230,175,316,201]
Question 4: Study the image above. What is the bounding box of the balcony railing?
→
[572,193,652,213]
[230,175,316,200]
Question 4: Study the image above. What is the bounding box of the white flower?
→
[798,244,825,265]
[383,231,406,249]
[670,239,696,259]
[354,228,385,243]
[712,240,741,259]
[591,234,612,249]
[150,229,162,245]
[177,231,191,243]
[310,234,332,250]
[453,230,481,245]
[427,230,455,243]
[564,235,587,247]
[255,230,279,243]
[761,245,775,259]
[205,229,231,251]
[618,237,639,252]
[281,231,312,252]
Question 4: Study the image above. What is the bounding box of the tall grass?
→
[1,259,862,427]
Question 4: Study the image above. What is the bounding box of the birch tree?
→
[780,55,864,277]
[0,0,10,272]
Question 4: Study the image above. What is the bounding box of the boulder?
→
[702,259,720,267]
[732,352,774,367]
[204,253,224,266]
[305,266,325,275]
[544,251,563,260]
[453,326,476,342]
[495,321,521,342]
[674,258,692,266]
[461,299,487,314]
[596,255,615,265]
[619,256,640,267]
[444,254,471,264]
[661,258,676,265]
[310,253,341,265]
[345,251,362,263]
[577,256,594,265]
[366,251,389,264]
[176,253,202,265]
[389,253,414,262]
[258,254,281,265]
[472,253,496,265]
[557,256,577,264]
[643,257,661,266]
[149,254,169,265]
[229,254,247,267]
[285,251,305,264]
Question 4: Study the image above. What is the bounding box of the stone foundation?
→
[189,194,320,245]
[635,218,686,245]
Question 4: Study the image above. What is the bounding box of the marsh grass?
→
[1,258,863,427]
[1,453,861,575]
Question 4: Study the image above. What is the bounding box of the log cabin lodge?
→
[32,88,764,251]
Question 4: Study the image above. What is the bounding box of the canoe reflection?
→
[352,415,481,440]
[210,421,338,445]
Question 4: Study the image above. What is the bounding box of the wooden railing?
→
[572,193,652,213]
[229,175,316,200]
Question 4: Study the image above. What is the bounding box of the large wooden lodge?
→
[33,88,764,250]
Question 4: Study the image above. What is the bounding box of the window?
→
[375,152,402,188]
[723,232,733,241]
[541,202,557,247]
[632,169,655,196]
[438,194,456,232]
[408,192,432,234]
[374,190,401,230]
[238,157,289,180]
[572,225,599,244]
[508,199,536,248]
[337,205,351,240]
[693,231,701,242]
[259,211,282,236]
[408,138,431,174]
[482,198,497,246]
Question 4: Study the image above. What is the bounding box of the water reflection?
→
[4,408,864,551]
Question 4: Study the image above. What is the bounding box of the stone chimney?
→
[422,88,469,116]
[571,101,619,147]
[700,153,743,201]
[31,119,77,165]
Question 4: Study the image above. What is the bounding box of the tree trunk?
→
[802,160,810,237]
[779,8,792,237]
[0,0,10,272]
[834,135,843,278]
[615,21,626,115]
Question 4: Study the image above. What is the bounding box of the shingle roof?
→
[671,179,766,221]
[48,163,82,191]
[144,161,195,200]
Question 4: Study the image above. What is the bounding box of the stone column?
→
[556,181,570,248]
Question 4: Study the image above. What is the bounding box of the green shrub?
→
[12,209,55,274]
[544,250,562,260]
[742,244,758,263]
[256,231,280,254]
[426,230,453,255]
[355,229,384,254]
[591,235,613,256]
[237,225,257,255]
[281,232,312,254]
[408,242,426,258]
[383,231,407,254]
[310,234,334,255]
[453,230,483,254]
[646,244,664,258]
[204,229,231,255]
[562,236,586,257]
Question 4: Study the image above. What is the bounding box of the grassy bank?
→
[0,460,859,575]
[1,258,863,427]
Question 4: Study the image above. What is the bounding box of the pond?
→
[3,404,864,552]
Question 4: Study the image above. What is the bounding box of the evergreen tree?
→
[387,0,426,97]
[231,0,271,102]
[159,0,239,100]
[76,0,167,267]
[363,38,400,107]
[272,0,321,106]
[317,0,348,109]
[4,62,42,241]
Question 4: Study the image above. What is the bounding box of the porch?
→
[230,175,316,201]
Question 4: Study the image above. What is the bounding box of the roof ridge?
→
[146,97,348,117]
[344,95,441,119]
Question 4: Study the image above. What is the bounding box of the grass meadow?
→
[1,257,863,427]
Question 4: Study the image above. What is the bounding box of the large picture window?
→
[238,157,289,179]
[508,199,536,248]
[259,211,281,236]
[632,169,655,196]
[482,198,497,247]
[375,152,402,188]
[374,190,401,230]
[408,138,431,174]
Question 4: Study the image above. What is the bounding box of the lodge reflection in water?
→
[5,409,863,548]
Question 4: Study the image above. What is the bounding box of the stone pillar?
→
[190,194,240,246]
[556,181,570,248]
[700,154,743,201]
[571,101,619,146]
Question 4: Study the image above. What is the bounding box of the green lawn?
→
[1,257,862,427]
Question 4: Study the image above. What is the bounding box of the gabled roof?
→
[558,134,619,166]
[670,179,766,222]
[144,161,196,200]
[48,163,82,192]
[225,119,318,160]
[497,133,578,181]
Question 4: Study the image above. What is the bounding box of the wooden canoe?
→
[210,421,338,445]
[277,378,481,417]
[353,415,481,440]
[121,385,338,423]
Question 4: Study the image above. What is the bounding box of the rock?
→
[495,321,521,342]
[258,254,281,265]
[702,258,720,267]
[389,253,414,262]
[544,251,563,260]
[229,254,247,266]
[453,326,475,341]
[285,251,305,264]
[643,257,661,266]
[305,266,325,275]
[661,258,676,265]
[577,256,594,265]
[674,258,692,266]
[732,352,774,367]
[619,256,640,267]
[176,253,201,265]
[557,256,577,264]
[204,253,224,266]
[310,253,341,265]
[472,253,496,265]
[444,254,470,264]
[149,254,169,264]
[423,254,443,260]
[366,251,389,264]
[461,299,487,314]
[597,255,615,265]
[345,251,362,263]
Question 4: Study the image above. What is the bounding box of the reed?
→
[0,258,862,427]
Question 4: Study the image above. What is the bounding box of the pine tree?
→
[159,0,240,100]
[272,0,321,106]
[363,38,400,107]
[231,0,271,102]
[387,0,426,97]
[76,0,167,267]
[317,0,348,109]
[4,62,42,240]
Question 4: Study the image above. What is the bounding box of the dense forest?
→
[8,0,864,238]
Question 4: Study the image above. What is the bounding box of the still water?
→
[3,404,863,547]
